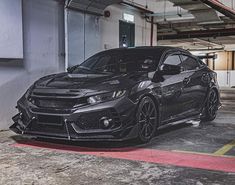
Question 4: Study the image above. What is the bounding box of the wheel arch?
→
[137,93,161,127]
[208,85,220,102]
[212,86,219,97]
[201,85,220,121]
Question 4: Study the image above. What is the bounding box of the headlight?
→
[87,90,126,105]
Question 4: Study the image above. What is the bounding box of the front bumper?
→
[10,96,138,141]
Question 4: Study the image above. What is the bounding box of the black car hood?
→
[34,72,149,93]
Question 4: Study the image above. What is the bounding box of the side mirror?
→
[67,66,76,73]
[67,67,72,72]
[159,64,182,75]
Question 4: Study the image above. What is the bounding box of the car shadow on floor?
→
[10,122,195,152]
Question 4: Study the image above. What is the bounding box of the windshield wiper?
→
[71,65,113,75]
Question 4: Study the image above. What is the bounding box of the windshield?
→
[70,51,159,75]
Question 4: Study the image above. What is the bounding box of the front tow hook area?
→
[11,113,36,134]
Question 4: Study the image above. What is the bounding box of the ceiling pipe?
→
[188,47,225,52]
[200,0,235,20]
[193,38,225,48]
[150,16,154,46]
[232,51,235,70]
[158,28,235,40]
[65,0,123,16]
[121,0,153,14]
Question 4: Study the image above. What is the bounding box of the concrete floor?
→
[1,89,235,185]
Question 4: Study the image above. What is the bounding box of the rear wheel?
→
[136,96,158,143]
[202,89,219,121]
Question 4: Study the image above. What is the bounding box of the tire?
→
[136,96,158,143]
[202,89,219,121]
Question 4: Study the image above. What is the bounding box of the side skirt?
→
[158,114,201,130]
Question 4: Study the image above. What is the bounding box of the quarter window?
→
[164,55,181,66]
[181,55,200,71]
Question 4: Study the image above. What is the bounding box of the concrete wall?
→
[100,4,157,49]
[66,3,157,66]
[216,71,235,87]
[214,52,233,71]
[202,51,234,71]
[66,10,101,67]
[0,0,23,58]
[0,0,65,130]
[219,0,235,9]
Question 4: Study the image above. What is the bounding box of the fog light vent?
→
[100,117,112,129]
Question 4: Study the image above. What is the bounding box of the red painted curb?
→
[12,141,235,173]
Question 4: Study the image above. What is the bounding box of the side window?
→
[181,55,200,71]
[120,54,155,73]
[164,55,181,66]
[197,58,206,67]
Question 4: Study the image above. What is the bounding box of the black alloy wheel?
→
[203,89,219,121]
[136,96,158,143]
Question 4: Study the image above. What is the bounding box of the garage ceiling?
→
[157,0,235,51]
[65,0,235,51]
[169,0,221,24]
[66,0,122,15]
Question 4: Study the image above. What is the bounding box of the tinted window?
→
[181,55,200,71]
[119,54,155,73]
[164,55,181,66]
[197,58,206,66]
[81,55,113,70]
[71,52,158,74]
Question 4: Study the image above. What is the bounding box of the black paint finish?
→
[10,47,221,142]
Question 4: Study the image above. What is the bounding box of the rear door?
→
[179,54,208,116]
[160,53,186,123]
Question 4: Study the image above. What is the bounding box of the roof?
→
[100,46,191,55]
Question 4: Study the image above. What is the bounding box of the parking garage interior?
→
[1,0,235,184]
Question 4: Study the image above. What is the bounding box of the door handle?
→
[183,77,190,85]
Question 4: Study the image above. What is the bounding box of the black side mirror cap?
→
[67,66,76,73]
[67,67,71,72]
[159,64,182,75]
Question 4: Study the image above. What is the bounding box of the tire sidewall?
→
[136,96,157,143]
[205,89,218,121]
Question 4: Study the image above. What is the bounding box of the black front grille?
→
[33,98,87,109]
[33,92,78,97]
[35,99,75,108]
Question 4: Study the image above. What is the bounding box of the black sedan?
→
[10,47,221,143]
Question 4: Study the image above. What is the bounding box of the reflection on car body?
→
[10,47,221,143]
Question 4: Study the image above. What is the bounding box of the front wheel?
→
[202,89,219,121]
[136,96,158,143]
